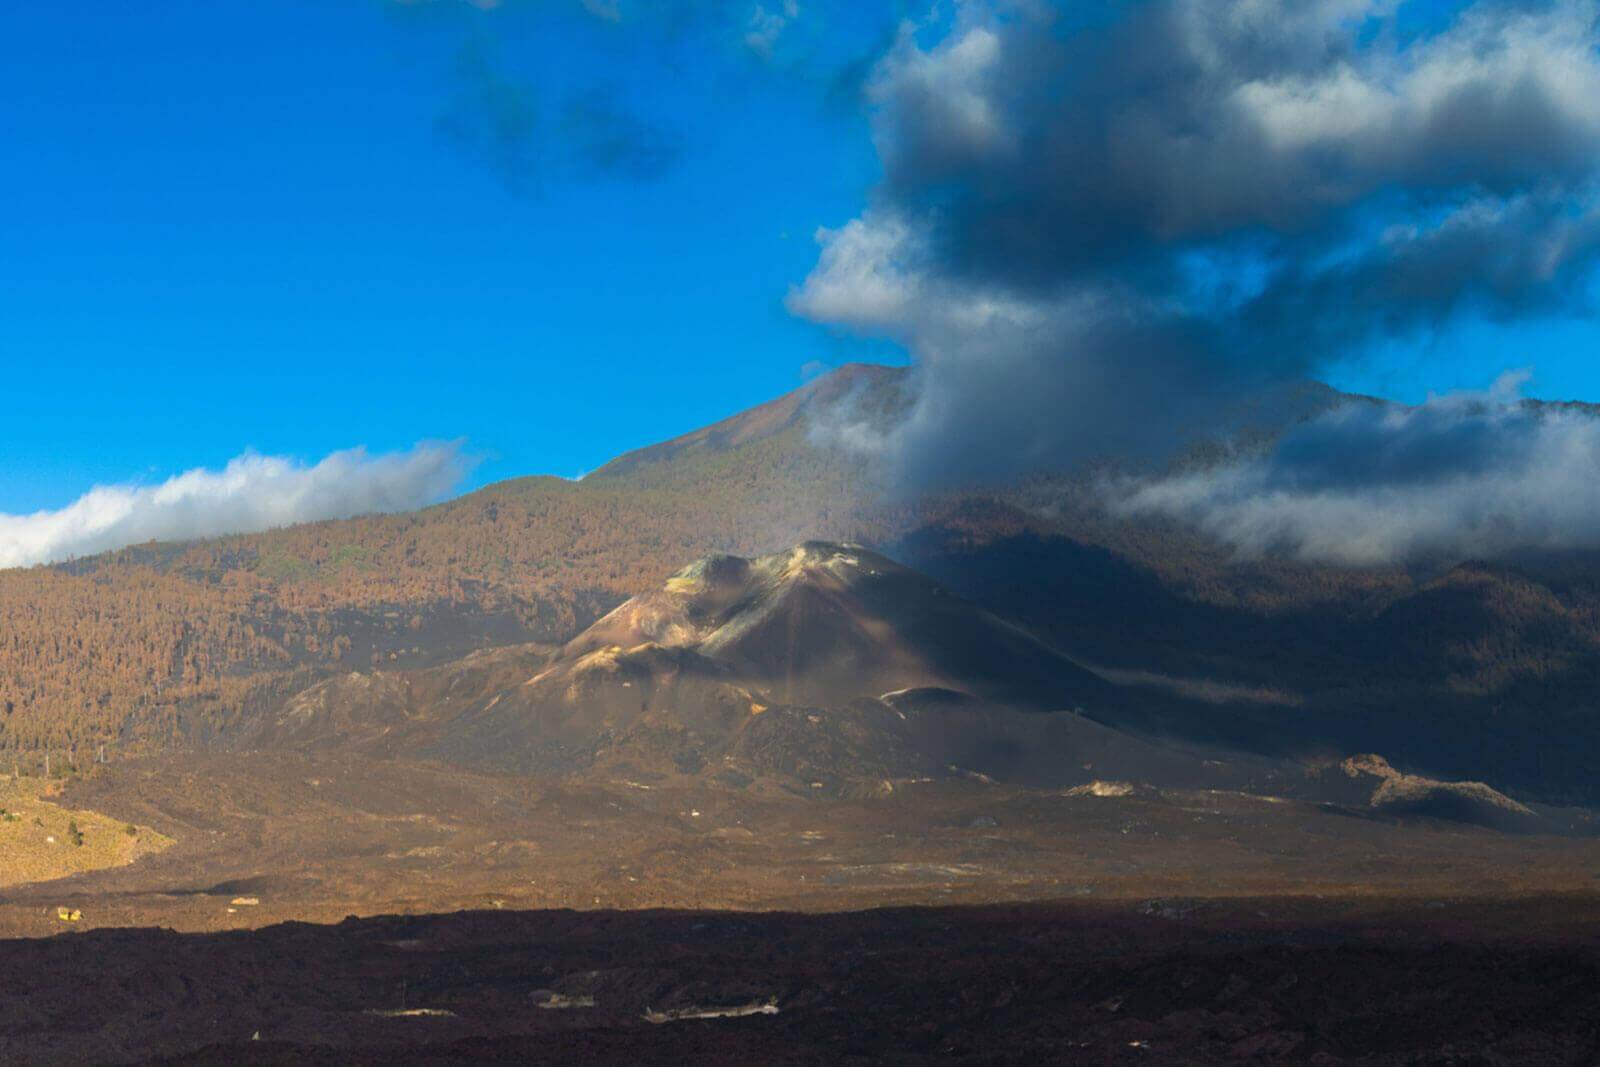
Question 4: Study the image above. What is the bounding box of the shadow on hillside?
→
[890,529,1600,806]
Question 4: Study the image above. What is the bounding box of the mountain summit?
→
[588,363,907,479]
[568,541,1106,709]
[246,541,1295,798]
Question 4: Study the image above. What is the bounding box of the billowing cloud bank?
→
[791,0,1600,559]
[0,443,471,570]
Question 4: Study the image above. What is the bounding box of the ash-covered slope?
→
[235,544,1562,829]
[566,541,1108,709]
[413,542,1113,780]
[238,544,1252,792]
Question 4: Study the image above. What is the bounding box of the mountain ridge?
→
[3,365,1600,807]
[587,362,907,480]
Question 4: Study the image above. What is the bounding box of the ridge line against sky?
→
[5,0,1600,566]
[0,0,907,516]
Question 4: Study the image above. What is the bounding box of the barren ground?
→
[0,752,1596,937]
[2,753,1598,1063]
[2,897,1598,1064]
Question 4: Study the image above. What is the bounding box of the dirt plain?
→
[0,752,1597,1062]
[1,752,1598,935]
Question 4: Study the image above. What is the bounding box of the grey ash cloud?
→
[562,88,682,181]
[436,42,545,196]
[415,1,920,194]
[417,0,914,194]
[437,42,683,193]
[791,0,1600,560]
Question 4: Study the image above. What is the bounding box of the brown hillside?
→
[5,363,1600,807]
[0,367,910,760]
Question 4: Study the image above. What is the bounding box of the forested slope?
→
[0,366,907,760]
[5,362,1600,805]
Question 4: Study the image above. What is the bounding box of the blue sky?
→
[0,0,900,513]
[2,0,1597,522]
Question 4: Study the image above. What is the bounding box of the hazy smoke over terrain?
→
[792,0,1600,558]
[0,444,471,570]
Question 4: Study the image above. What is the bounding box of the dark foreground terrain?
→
[3,747,1599,1064]
[2,897,1597,1065]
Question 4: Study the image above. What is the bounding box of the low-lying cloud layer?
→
[0,443,471,570]
[1114,375,1600,565]
[792,0,1600,560]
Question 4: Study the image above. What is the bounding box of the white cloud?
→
[0,443,472,570]
[746,0,801,56]
[1227,0,1600,199]
[787,214,925,332]
[1110,374,1600,565]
